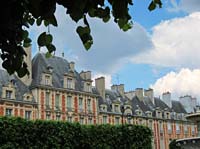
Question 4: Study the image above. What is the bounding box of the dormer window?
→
[6,90,12,99]
[135,109,142,116]
[85,82,92,92]
[114,105,119,113]
[146,111,152,117]
[45,75,50,85]
[171,112,177,119]
[67,78,73,89]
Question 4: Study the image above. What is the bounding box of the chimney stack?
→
[95,77,105,99]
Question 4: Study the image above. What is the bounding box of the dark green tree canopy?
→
[0,0,162,77]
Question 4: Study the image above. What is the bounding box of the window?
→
[67,78,73,89]
[192,125,195,134]
[115,117,120,125]
[46,114,50,120]
[56,115,60,120]
[25,111,31,120]
[6,90,12,99]
[103,116,107,124]
[87,99,91,112]
[85,83,91,92]
[80,117,84,124]
[6,108,12,116]
[168,122,172,134]
[45,75,50,85]
[176,123,180,134]
[67,116,72,122]
[88,118,93,124]
[55,94,60,109]
[148,120,153,129]
[114,105,119,113]
[79,98,83,111]
[160,122,163,133]
[184,125,188,134]
[46,92,50,107]
[138,119,143,125]
[67,96,72,109]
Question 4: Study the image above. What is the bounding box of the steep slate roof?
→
[154,97,171,111]
[0,69,34,102]
[131,96,152,115]
[31,53,93,93]
[172,100,187,113]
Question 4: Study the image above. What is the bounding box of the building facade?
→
[0,50,198,149]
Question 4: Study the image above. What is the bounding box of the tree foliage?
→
[0,0,162,77]
[0,117,152,149]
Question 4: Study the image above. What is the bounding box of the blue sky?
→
[29,0,200,100]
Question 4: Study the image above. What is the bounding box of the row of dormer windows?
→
[43,74,92,92]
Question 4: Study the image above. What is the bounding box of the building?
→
[0,49,198,149]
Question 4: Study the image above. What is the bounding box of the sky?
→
[28,0,200,100]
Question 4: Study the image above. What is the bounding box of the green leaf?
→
[37,32,46,46]
[48,15,58,26]
[148,1,156,11]
[36,18,42,26]
[24,38,32,44]
[84,40,93,50]
[44,20,49,26]
[46,44,56,53]
[29,18,35,25]
[46,34,53,45]
[17,67,28,78]
[45,51,52,58]
[23,42,31,48]
[22,30,29,39]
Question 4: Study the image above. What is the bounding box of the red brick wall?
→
[0,106,4,115]
[74,96,78,113]
[14,108,18,117]
[20,109,24,117]
[40,91,45,119]
[62,94,66,120]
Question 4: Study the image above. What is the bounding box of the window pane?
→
[6,91,12,99]
[79,98,83,110]
[25,111,31,120]
[56,94,60,108]
[67,96,72,108]
[6,109,12,116]
[46,92,50,107]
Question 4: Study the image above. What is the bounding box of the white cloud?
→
[29,5,153,75]
[151,68,200,100]
[168,0,200,13]
[132,12,200,69]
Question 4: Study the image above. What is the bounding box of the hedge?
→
[0,117,152,149]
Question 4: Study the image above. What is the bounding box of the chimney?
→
[69,61,75,72]
[135,88,144,101]
[144,88,154,104]
[95,77,105,99]
[80,71,91,80]
[162,92,172,108]
[179,95,195,113]
[111,84,125,97]
[19,46,32,86]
